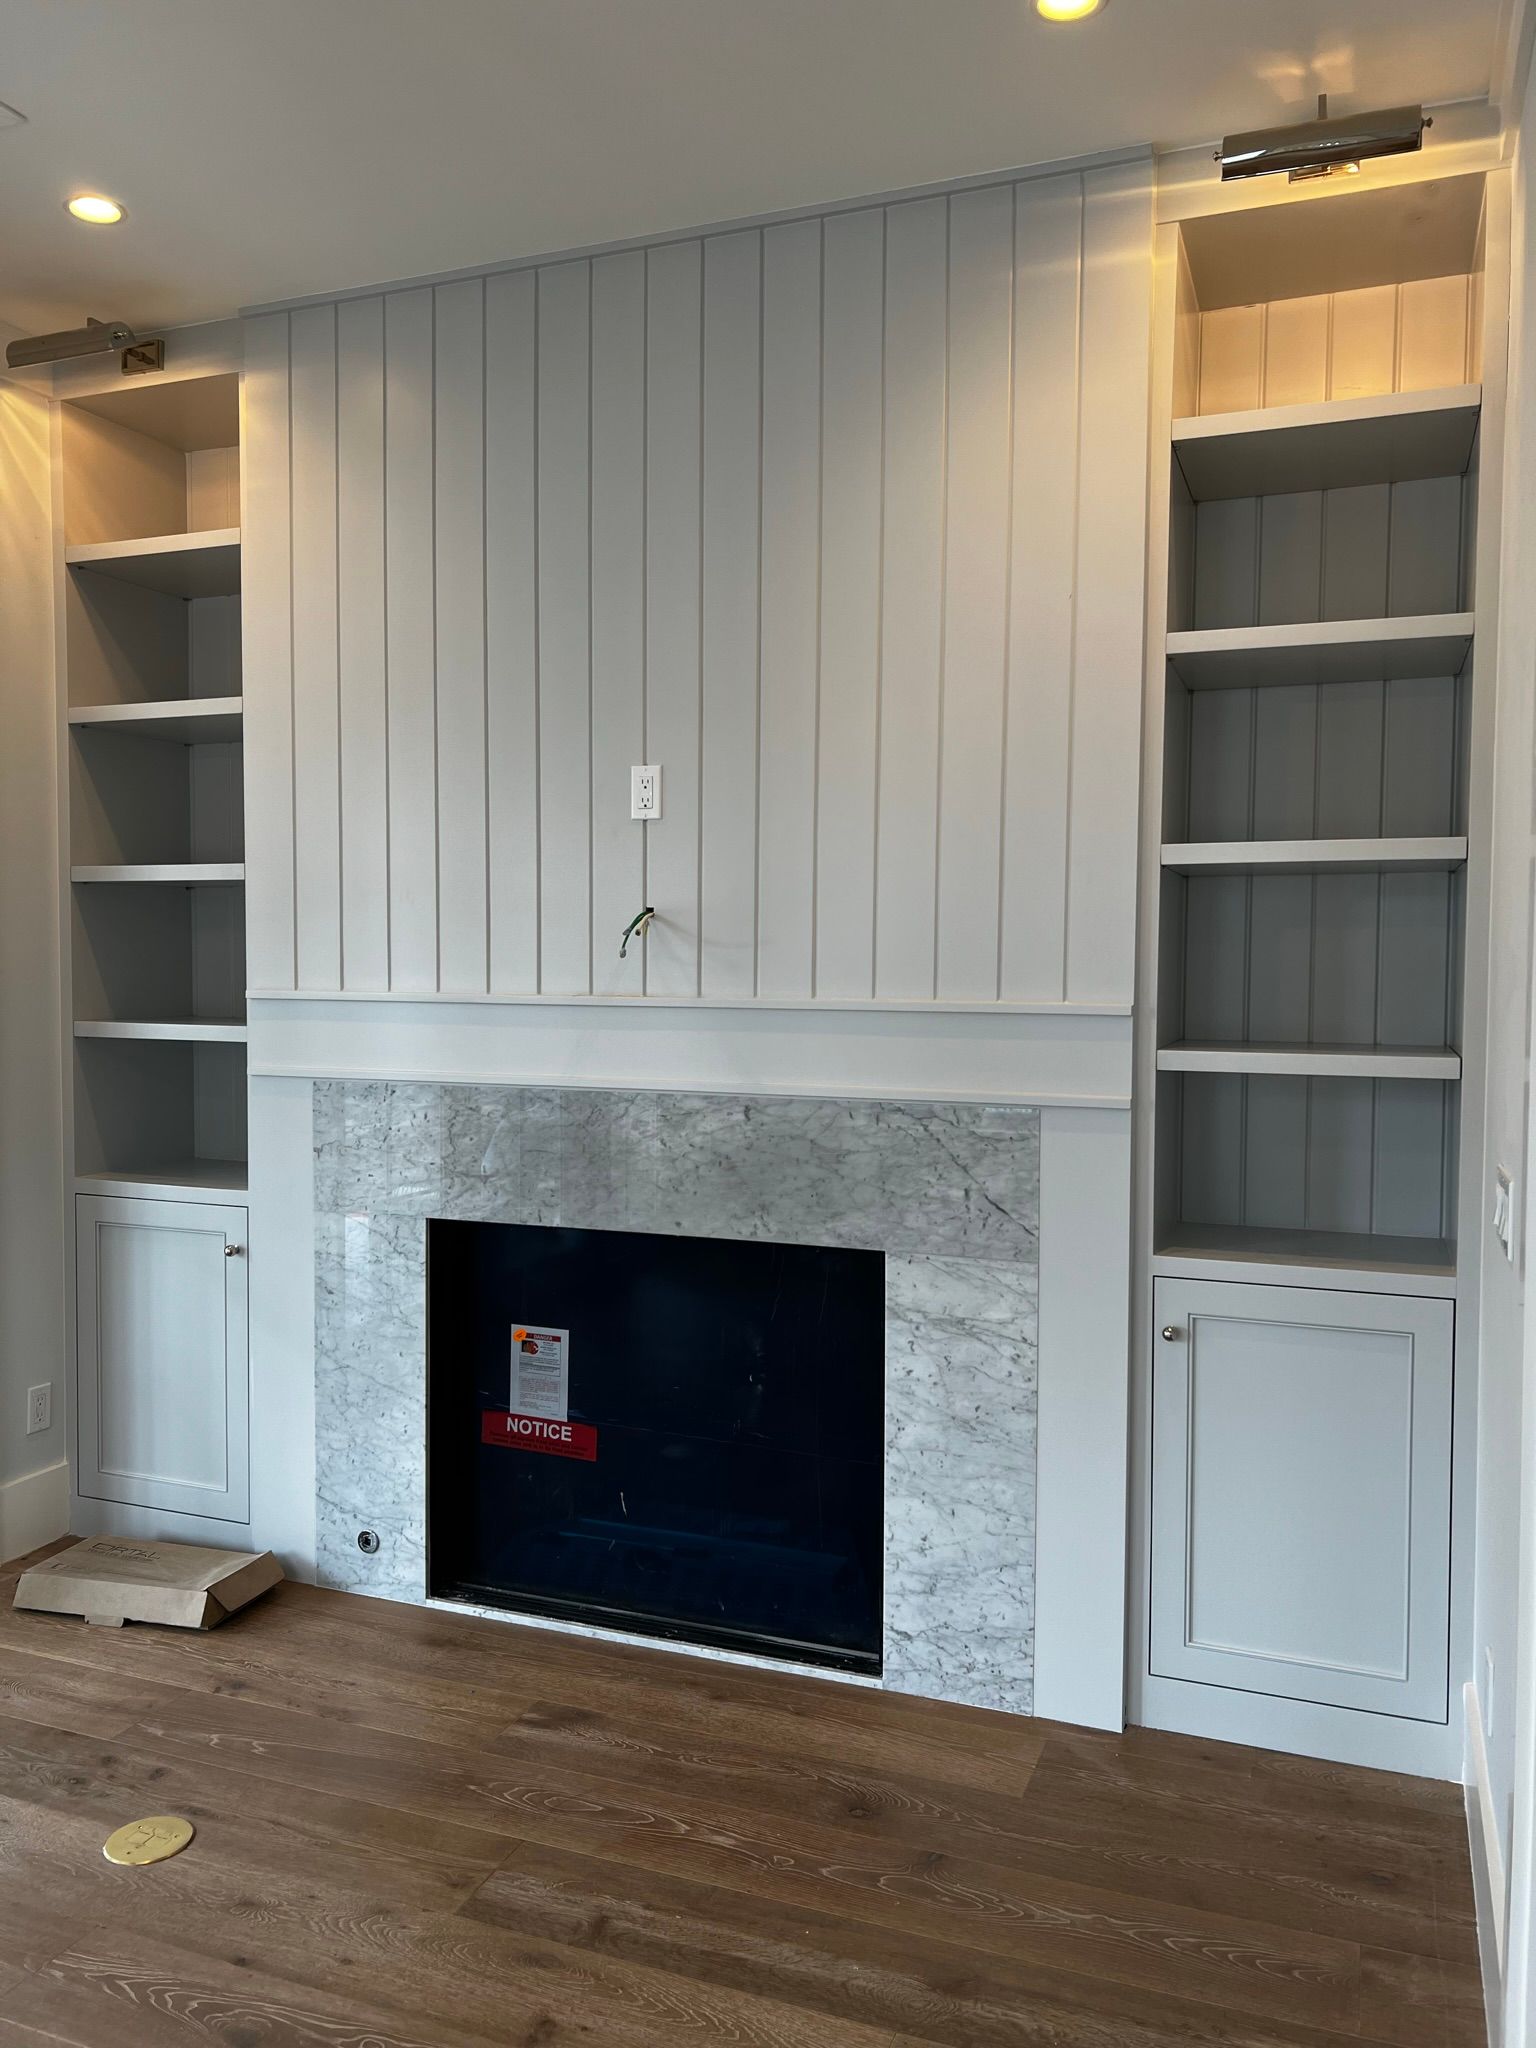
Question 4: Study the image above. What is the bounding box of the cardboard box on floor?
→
[13,1536,283,1629]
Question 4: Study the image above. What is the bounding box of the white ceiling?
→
[0,0,1507,334]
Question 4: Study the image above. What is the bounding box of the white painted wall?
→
[242,161,1153,1013]
[1483,39,1536,2037]
[0,338,68,1554]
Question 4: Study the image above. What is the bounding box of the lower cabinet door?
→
[76,1195,249,1522]
[1151,1277,1452,1721]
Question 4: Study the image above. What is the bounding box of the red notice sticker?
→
[481,1410,597,1461]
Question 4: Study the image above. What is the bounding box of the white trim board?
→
[1034,1106,1133,1729]
[247,996,1133,1108]
[1468,1679,1509,1975]
[0,1460,68,1565]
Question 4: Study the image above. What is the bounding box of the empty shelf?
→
[1167,613,1474,689]
[1162,836,1468,876]
[1159,1041,1461,1079]
[74,1019,248,1044]
[72,863,245,884]
[65,528,241,599]
[69,697,243,744]
[76,1161,248,1203]
[1154,1222,1456,1288]
[1173,384,1481,501]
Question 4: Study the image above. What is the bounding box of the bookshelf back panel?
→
[1173,474,1469,633]
[1193,275,1480,416]
[73,883,244,1025]
[1175,1071,1457,1242]
[1178,869,1458,1050]
[1172,673,1465,842]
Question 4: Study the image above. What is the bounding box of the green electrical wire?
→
[619,907,655,959]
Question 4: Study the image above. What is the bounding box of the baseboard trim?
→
[1466,1679,1506,2044]
[0,1459,69,1565]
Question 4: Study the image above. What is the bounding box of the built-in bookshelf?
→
[61,372,246,1198]
[1151,200,1488,1287]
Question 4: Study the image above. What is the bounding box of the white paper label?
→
[510,1325,569,1421]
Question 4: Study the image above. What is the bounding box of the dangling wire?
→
[619,906,655,959]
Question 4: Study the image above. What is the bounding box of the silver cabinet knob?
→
[1161,1324,1180,1340]
[224,1243,244,1257]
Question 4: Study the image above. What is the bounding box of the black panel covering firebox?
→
[427,1219,885,1672]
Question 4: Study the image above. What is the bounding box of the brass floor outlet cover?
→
[102,1816,195,1866]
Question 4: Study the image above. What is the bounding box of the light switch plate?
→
[1495,1166,1515,1262]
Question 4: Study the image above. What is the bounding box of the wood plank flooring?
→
[0,1541,1484,2047]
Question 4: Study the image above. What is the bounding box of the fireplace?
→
[426,1218,886,1671]
[316,1081,1039,1714]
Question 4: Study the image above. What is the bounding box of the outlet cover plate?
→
[26,1383,51,1435]
[631,765,661,820]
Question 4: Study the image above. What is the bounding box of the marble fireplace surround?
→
[314,1082,1040,1715]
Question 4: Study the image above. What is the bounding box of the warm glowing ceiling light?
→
[1035,0,1105,19]
[66,193,123,224]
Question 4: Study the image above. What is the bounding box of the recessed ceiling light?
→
[1035,0,1106,19]
[67,193,124,225]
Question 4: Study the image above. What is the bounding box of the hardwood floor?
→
[0,1542,1484,2047]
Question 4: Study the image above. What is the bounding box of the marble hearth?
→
[314,1083,1039,1714]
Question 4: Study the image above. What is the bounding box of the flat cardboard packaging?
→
[13,1536,283,1629]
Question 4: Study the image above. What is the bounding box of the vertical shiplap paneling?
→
[484,269,540,992]
[645,239,704,997]
[1066,162,1154,1003]
[336,297,389,990]
[249,165,1152,1013]
[814,208,884,999]
[241,311,296,990]
[433,280,488,991]
[756,217,822,999]
[699,231,762,999]
[288,304,342,990]
[875,196,946,1000]
[383,289,439,991]
[536,261,593,995]
[590,250,648,997]
[1002,172,1083,1001]
[935,182,1013,1000]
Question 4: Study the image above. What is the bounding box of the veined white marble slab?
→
[314,1082,1038,1715]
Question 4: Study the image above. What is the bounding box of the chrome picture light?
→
[1217,96,1428,184]
[6,317,163,373]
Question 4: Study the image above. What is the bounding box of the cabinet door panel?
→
[76,1195,249,1521]
[1151,1277,1451,1721]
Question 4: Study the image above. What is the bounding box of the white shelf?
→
[74,1019,247,1045]
[1153,1223,1457,1295]
[1159,1041,1461,1080]
[72,863,245,884]
[1162,836,1468,876]
[65,529,241,599]
[75,1162,248,1204]
[1167,613,1474,690]
[69,697,243,745]
[1172,385,1481,501]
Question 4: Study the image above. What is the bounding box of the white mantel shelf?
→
[247,991,1135,1110]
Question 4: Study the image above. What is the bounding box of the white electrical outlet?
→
[631,765,661,820]
[26,1382,51,1435]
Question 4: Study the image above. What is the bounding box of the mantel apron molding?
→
[249,995,1133,1109]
